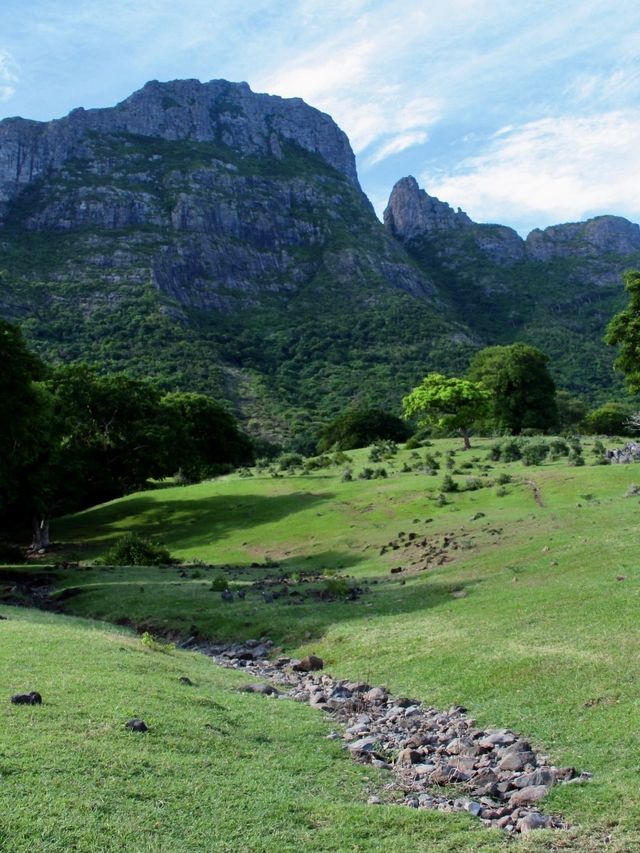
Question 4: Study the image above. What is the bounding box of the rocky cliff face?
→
[0,78,359,217]
[0,81,468,437]
[384,176,640,401]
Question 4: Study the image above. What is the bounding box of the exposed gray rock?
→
[124,718,148,732]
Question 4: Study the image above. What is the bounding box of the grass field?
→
[4,437,640,850]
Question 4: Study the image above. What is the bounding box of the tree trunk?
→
[462,430,471,451]
[31,517,50,551]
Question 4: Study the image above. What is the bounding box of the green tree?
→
[318,406,410,451]
[556,390,587,432]
[468,343,557,434]
[160,391,253,481]
[583,402,635,436]
[0,320,48,523]
[402,374,490,450]
[606,270,640,392]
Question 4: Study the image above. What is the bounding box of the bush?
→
[496,472,512,485]
[568,448,585,466]
[323,577,351,597]
[548,439,569,458]
[100,532,173,566]
[210,575,229,591]
[277,452,304,471]
[318,407,411,451]
[358,467,375,480]
[583,402,636,436]
[404,435,422,450]
[341,467,353,482]
[521,441,549,466]
[495,485,508,497]
[368,440,398,462]
[464,477,485,491]
[441,474,458,493]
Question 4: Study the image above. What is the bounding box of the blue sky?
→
[1,0,639,235]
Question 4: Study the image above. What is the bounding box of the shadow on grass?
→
[42,554,485,648]
[55,491,335,553]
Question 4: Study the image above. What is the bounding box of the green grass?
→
[0,606,504,852]
[5,437,640,850]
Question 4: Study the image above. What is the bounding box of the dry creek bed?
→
[190,637,591,837]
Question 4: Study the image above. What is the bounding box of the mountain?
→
[384,176,640,402]
[0,80,474,441]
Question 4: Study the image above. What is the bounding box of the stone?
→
[11,691,42,705]
[429,764,470,785]
[292,655,323,672]
[125,718,148,732]
[395,748,422,766]
[364,687,388,703]
[512,767,555,789]
[178,676,194,686]
[239,683,279,696]
[465,801,483,817]
[347,737,377,753]
[479,729,516,749]
[509,785,549,807]
[498,750,535,772]
[517,813,552,833]
[367,796,382,805]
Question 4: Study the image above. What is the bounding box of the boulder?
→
[509,785,548,807]
[292,655,323,672]
[124,718,148,732]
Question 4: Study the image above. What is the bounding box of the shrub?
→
[141,631,175,653]
[441,474,458,493]
[100,532,173,566]
[277,452,304,471]
[369,440,397,462]
[549,439,569,458]
[495,485,508,497]
[210,575,229,591]
[318,407,411,451]
[404,435,422,449]
[358,467,375,480]
[583,402,636,436]
[521,441,549,466]
[501,439,523,462]
[568,448,585,466]
[424,453,440,471]
[323,577,351,597]
[464,477,485,491]
[341,467,353,482]
[496,472,512,485]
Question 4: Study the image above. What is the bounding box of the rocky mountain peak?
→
[0,78,359,220]
[525,215,640,261]
[383,176,472,240]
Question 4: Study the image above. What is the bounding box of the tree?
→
[402,374,490,450]
[583,402,636,436]
[606,270,640,392]
[0,320,48,522]
[556,390,587,432]
[317,406,410,451]
[468,343,557,434]
[160,391,253,480]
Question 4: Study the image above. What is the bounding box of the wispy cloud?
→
[425,111,640,233]
[0,50,18,101]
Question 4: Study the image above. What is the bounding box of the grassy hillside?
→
[0,606,502,852]
[5,437,640,849]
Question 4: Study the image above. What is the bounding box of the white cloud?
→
[0,50,18,101]
[367,131,429,166]
[424,112,640,233]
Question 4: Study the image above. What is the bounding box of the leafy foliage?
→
[100,532,173,566]
[582,402,636,436]
[318,407,410,451]
[468,343,557,434]
[606,269,640,393]
[403,373,490,449]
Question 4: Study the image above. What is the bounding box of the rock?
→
[498,750,535,772]
[429,764,470,785]
[367,796,382,805]
[220,589,234,602]
[465,801,483,817]
[513,767,555,789]
[239,683,279,696]
[479,729,516,749]
[11,691,42,705]
[125,718,148,732]
[395,748,422,766]
[347,736,377,753]
[178,676,194,686]
[509,785,549,807]
[517,813,552,833]
[292,655,323,672]
[364,687,388,703]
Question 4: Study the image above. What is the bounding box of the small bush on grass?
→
[568,448,585,466]
[100,532,173,566]
[441,474,458,493]
[521,441,549,466]
[210,575,229,591]
[141,631,175,653]
[496,472,512,485]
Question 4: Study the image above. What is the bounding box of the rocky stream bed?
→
[193,637,590,837]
